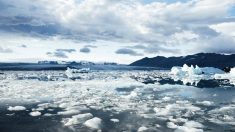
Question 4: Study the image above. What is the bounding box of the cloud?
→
[19,44,27,48]
[46,51,68,58]
[56,49,76,53]
[126,44,147,49]
[0,0,235,56]
[201,35,235,54]
[0,46,13,53]
[46,48,76,58]
[84,45,97,48]
[80,47,91,53]
[116,48,143,56]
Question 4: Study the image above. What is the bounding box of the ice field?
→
[0,67,235,132]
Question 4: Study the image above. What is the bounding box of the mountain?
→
[130,53,235,69]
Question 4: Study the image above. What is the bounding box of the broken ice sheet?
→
[0,70,235,131]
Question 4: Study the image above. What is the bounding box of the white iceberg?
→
[170,64,224,76]
[110,118,119,123]
[29,111,41,116]
[65,67,90,79]
[84,117,102,130]
[137,126,148,132]
[8,106,26,111]
[64,113,93,126]
[57,109,80,116]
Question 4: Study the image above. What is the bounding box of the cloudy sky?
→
[0,0,235,64]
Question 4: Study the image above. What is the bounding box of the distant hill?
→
[130,53,235,69]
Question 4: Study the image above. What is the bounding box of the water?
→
[0,70,235,132]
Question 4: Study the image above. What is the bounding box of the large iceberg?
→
[170,64,224,76]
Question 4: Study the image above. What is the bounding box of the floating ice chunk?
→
[44,113,53,116]
[84,117,102,130]
[59,103,68,108]
[57,109,80,116]
[6,113,15,116]
[169,121,204,132]
[162,96,171,101]
[169,117,188,123]
[184,121,204,128]
[126,91,138,98]
[222,115,234,121]
[155,124,161,128]
[110,118,119,123]
[208,104,235,125]
[196,101,214,106]
[8,106,26,111]
[154,103,200,116]
[29,111,41,116]
[65,67,90,79]
[167,122,178,129]
[65,113,93,126]
[175,126,203,132]
[137,126,148,132]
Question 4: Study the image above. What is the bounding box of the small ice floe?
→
[196,101,214,106]
[84,117,102,130]
[64,113,93,126]
[169,117,188,123]
[8,106,26,111]
[6,113,15,116]
[29,111,41,116]
[207,104,235,125]
[43,113,53,117]
[126,91,138,99]
[65,67,90,79]
[162,96,171,101]
[110,118,119,123]
[137,126,148,132]
[167,122,178,129]
[57,109,80,116]
[175,121,204,132]
[155,124,161,128]
[154,103,201,117]
[59,103,68,108]
[168,121,204,132]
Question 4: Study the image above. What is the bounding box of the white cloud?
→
[0,46,13,53]
[210,22,235,36]
[0,0,235,63]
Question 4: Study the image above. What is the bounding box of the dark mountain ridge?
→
[130,53,235,69]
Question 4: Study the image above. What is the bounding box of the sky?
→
[0,0,235,64]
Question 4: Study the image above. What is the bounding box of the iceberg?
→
[64,113,93,126]
[110,118,119,123]
[170,64,224,76]
[29,111,41,116]
[8,106,26,111]
[65,67,90,79]
[137,126,148,132]
[214,67,235,85]
[84,117,102,130]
